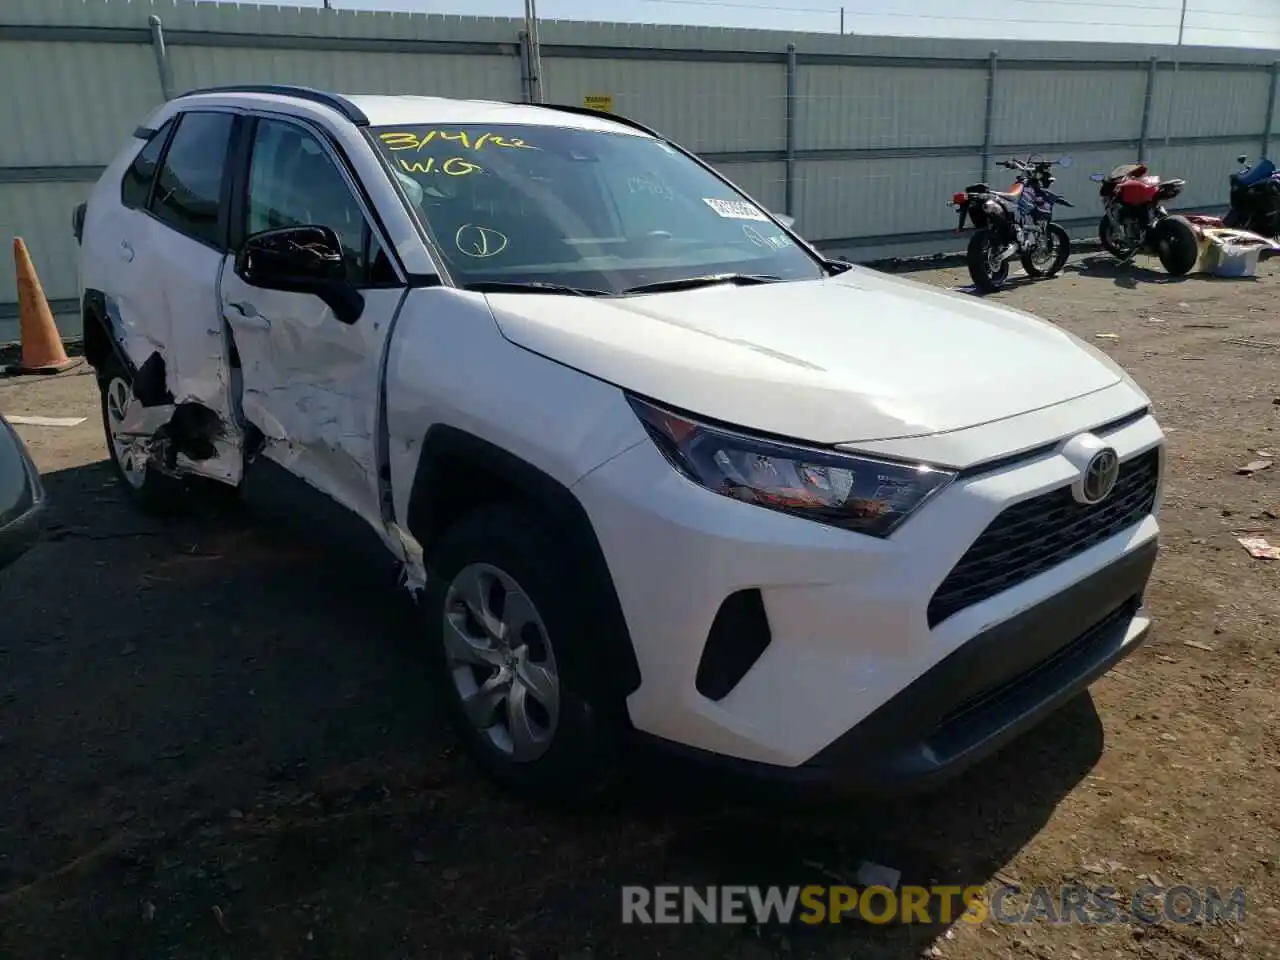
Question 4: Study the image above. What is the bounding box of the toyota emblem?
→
[1080,448,1120,504]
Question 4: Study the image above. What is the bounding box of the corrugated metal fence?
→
[2,0,1277,341]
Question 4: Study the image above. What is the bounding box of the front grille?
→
[927,449,1159,628]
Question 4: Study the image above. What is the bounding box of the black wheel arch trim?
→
[81,288,137,379]
[407,424,643,703]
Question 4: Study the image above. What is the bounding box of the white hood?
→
[484,266,1124,446]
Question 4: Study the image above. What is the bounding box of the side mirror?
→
[235,225,364,325]
[772,212,796,230]
[1238,154,1249,165]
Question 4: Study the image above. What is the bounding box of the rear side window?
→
[149,111,235,248]
[120,119,173,210]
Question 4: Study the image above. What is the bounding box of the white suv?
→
[74,85,1164,800]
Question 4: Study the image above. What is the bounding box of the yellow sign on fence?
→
[584,94,614,112]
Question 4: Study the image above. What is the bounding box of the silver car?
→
[0,416,44,571]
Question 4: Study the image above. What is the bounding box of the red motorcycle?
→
[1090,164,1199,275]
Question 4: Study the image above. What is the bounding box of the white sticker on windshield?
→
[703,198,770,221]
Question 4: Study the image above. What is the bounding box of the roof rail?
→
[178,84,370,125]
[533,102,661,139]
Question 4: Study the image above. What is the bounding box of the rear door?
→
[129,109,245,484]
[89,119,175,367]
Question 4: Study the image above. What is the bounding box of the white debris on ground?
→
[3,414,86,427]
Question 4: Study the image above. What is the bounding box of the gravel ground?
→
[0,250,1277,960]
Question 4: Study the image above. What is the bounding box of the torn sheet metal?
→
[389,522,427,593]
[101,285,245,488]
[109,348,242,485]
[104,289,168,378]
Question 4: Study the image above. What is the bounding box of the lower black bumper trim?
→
[636,538,1158,795]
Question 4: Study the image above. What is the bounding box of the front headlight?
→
[628,396,955,538]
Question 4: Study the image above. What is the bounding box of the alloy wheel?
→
[442,562,560,762]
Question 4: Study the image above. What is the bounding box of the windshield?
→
[368,122,825,293]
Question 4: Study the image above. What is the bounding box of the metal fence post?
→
[981,51,998,183]
[1263,60,1279,158]
[148,15,174,101]
[517,30,533,104]
[784,43,797,217]
[524,0,545,103]
[1138,56,1157,161]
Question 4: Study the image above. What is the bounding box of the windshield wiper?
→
[621,273,782,295]
[461,280,609,297]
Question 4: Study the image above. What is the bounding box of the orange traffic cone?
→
[8,237,79,375]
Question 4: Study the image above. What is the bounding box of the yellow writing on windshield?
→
[379,131,536,152]
[454,224,508,258]
[397,156,481,177]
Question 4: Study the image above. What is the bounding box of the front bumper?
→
[718,540,1153,793]
[572,390,1163,783]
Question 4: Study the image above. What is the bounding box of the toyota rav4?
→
[74,85,1164,801]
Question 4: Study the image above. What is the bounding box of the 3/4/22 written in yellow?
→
[378,130,536,152]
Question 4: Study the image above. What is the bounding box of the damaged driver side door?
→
[218,114,405,532]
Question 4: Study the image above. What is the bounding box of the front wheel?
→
[1020,223,1071,278]
[421,503,622,805]
[1098,216,1138,260]
[966,229,1009,293]
[1151,215,1200,276]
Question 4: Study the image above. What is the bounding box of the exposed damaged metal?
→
[112,351,236,478]
[389,522,427,594]
[77,91,429,595]
[93,283,425,586]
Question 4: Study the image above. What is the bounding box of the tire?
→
[1020,223,1071,278]
[421,502,621,805]
[1152,215,1199,276]
[1098,216,1137,260]
[97,351,183,512]
[966,229,1009,292]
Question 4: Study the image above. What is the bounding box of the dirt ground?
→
[1,250,1278,960]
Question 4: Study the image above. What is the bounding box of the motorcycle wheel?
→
[1152,215,1199,276]
[966,229,1009,293]
[1098,216,1137,260]
[1021,223,1071,278]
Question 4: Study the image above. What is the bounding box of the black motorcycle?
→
[1224,154,1280,238]
[952,155,1074,293]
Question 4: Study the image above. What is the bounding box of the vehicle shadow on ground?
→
[953,276,1041,296]
[868,256,1043,297]
[1064,254,1248,290]
[603,697,1102,957]
[0,460,1105,959]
